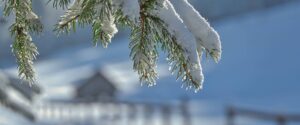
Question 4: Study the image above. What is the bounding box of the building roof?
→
[0,71,36,121]
[76,71,117,99]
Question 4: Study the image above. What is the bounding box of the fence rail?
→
[33,99,192,125]
[226,106,300,125]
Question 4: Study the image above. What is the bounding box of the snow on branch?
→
[171,0,222,62]
[113,0,140,24]
[2,0,222,91]
[153,0,204,90]
[55,0,83,33]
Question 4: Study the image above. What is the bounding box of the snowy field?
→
[1,1,300,125]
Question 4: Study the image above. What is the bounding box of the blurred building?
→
[75,71,117,102]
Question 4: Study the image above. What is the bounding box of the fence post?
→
[144,104,154,125]
[162,105,172,125]
[180,97,192,125]
[111,102,122,125]
[226,107,235,125]
[128,103,137,125]
[277,116,286,125]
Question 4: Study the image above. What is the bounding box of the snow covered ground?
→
[1,1,300,125]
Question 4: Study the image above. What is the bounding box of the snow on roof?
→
[0,72,36,122]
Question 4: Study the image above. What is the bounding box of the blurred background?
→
[1,0,300,125]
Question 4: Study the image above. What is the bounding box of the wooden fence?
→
[33,99,192,125]
[226,106,300,125]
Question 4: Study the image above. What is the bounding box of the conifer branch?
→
[1,0,221,91]
[128,0,162,86]
[51,0,71,9]
[91,0,116,47]
[147,15,201,90]
[5,0,42,84]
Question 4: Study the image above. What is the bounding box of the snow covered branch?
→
[171,0,222,62]
[2,0,222,91]
[152,0,204,90]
